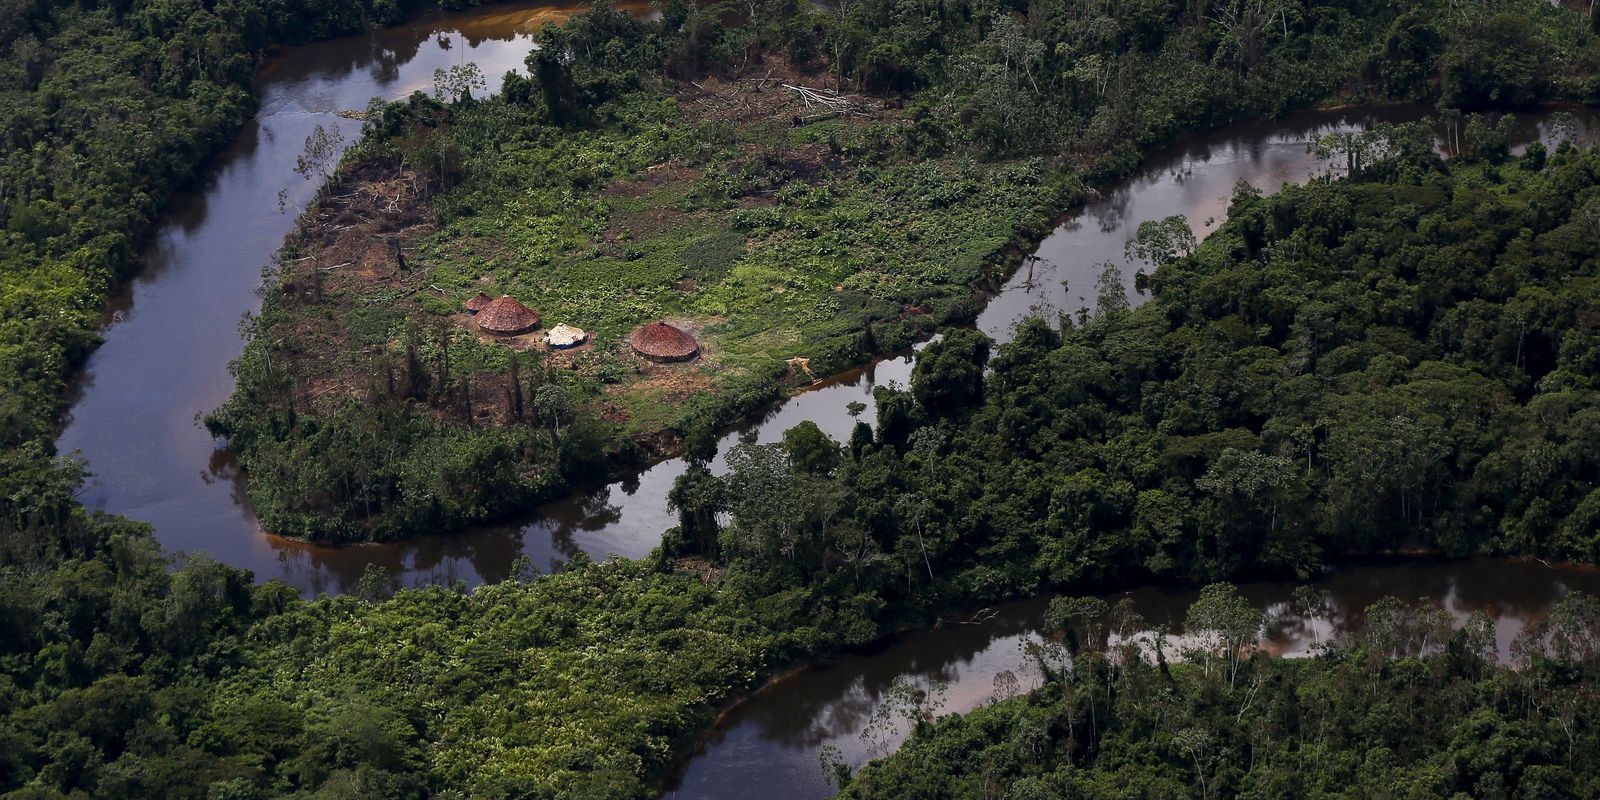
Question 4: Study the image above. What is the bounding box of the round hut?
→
[476,295,541,336]
[464,292,493,314]
[629,321,698,363]
[544,323,588,350]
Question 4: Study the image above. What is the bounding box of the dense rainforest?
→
[838,587,1600,799]
[9,125,1600,798]
[212,0,1600,542]
[0,0,515,558]
[658,127,1600,612]
[6,0,1600,798]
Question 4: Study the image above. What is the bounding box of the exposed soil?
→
[278,166,433,299]
[670,60,884,128]
[270,163,531,429]
[269,163,719,437]
[274,162,433,404]
[264,60,900,446]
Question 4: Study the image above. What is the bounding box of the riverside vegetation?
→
[212,0,1600,542]
[8,0,1600,797]
[12,103,1600,799]
[9,140,1600,796]
[0,0,510,541]
[837,587,1600,799]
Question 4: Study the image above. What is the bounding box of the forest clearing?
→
[7,0,1600,797]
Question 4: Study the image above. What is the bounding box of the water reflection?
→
[55,0,1600,595]
[985,107,1600,337]
[666,559,1600,800]
[55,1,651,595]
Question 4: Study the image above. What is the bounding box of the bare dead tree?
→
[781,84,872,121]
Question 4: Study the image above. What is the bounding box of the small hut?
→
[629,321,698,362]
[476,295,541,336]
[544,323,588,350]
[464,292,493,314]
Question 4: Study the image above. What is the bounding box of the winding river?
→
[56,2,655,594]
[48,3,1600,795]
[664,558,1600,799]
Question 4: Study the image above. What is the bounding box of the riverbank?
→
[654,133,1600,788]
[10,3,1600,800]
[7,0,530,503]
[16,2,661,597]
[209,0,1599,544]
[835,588,1600,799]
[15,112,1600,800]
[209,50,1069,542]
[668,556,1600,799]
[39,37,1598,600]
[50,4,608,568]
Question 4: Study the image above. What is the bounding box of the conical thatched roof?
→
[464,292,493,313]
[544,323,588,349]
[476,295,541,335]
[629,321,698,362]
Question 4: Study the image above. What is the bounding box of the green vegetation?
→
[9,0,1600,797]
[207,81,1058,541]
[14,133,1600,800]
[654,138,1600,611]
[838,587,1600,799]
[216,0,1600,542]
[0,501,863,799]
[0,0,514,557]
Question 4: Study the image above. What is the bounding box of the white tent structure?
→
[544,323,588,349]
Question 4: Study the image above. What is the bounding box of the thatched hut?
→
[464,292,493,314]
[476,295,541,336]
[629,321,698,362]
[544,323,588,350]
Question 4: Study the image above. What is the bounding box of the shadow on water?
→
[663,558,1600,800]
[46,3,1600,791]
[54,1,643,595]
[53,0,1600,598]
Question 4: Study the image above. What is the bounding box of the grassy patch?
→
[209,68,1072,540]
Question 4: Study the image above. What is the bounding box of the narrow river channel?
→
[54,1,652,594]
[62,36,1597,593]
[664,558,1600,799]
[53,0,1600,594]
[47,2,1600,796]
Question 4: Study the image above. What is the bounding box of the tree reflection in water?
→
[543,486,626,553]
[666,559,1600,800]
[68,4,1600,608]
